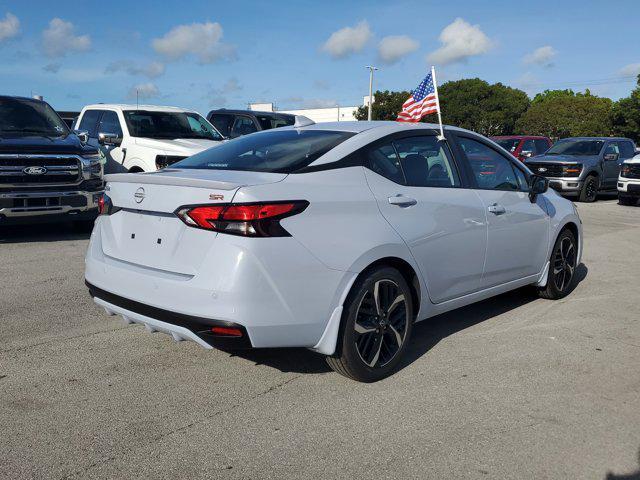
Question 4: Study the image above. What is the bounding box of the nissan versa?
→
[85,120,583,382]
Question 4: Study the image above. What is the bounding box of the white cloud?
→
[427,18,493,65]
[523,46,556,67]
[0,12,19,42]
[221,77,242,93]
[619,63,640,77]
[515,72,539,95]
[127,82,160,100]
[378,35,419,64]
[152,22,235,64]
[282,97,338,109]
[107,60,165,78]
[321,20,372,59]
[41,18,91,57]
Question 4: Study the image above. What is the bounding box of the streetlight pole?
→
[365,65,378,121]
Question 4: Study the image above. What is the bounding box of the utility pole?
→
[365,65,378,121]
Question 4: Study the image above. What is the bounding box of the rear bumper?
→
[0,189,103,222]
[87,281,252,349]
[84,217,353,350]
[547,178,582,194]
[618,178,640,197]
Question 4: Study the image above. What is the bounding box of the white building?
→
[248,99,370,123]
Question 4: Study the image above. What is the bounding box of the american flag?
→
[397,72,439,122]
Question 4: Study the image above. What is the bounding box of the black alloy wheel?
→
[579,175,598,202]
[538,229,578,300]
[327,267,414,382]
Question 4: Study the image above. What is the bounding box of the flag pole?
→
[431,65,445,141]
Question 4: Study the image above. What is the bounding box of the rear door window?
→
[393,136,460,188]
[78,110,102,137]
[619,141,636,159]
[521,139,535,156]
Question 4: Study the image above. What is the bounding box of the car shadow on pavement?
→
[0,222,93,243]
[605,449,640,479]
[231,263,588,378]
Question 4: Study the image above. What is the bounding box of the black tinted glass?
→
[209,114,233,137]
[98,111,122,137]
[547,140,604,155]
[495,139,520,152]
[0,98,69,137]
[458,137,520,191]
[173,129,354,173]
[79,110,101,135]
[255,115,295,130]
[123,110,222,140]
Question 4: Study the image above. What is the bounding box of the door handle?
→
[487,203,506,215]
[388,195,417,207]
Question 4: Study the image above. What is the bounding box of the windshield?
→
[494,139,520,152]
[173,129,355,173]
[123,110,223,140]
[547,140,604,156]
[255,114,295,131]
[0,98,69,137]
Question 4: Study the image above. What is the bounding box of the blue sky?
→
[0,0,638,113]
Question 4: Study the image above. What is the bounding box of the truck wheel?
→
[578,175,598,203]
[326,267,414,382]
[618,195,637,206]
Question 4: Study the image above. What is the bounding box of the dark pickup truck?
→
[0,96,104,226]
[525,137,636,202]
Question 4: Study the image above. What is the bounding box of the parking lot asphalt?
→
[1,197,639,480]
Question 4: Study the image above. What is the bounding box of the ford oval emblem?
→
[23,166,47,175]
[538,167,547,173]
[134,187,145,203]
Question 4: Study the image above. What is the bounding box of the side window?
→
[534,139,550,155]
[512,166,529,191]
[521,139,535,156]
[367,143,405,184]
[78,110,101,136]
[619,141,635,159]
[458,136,521,191]
[393,136,460,188]
[604,142,620,156]
[230,116,258,137]
[97,111,122,137]
[209,114,233,137]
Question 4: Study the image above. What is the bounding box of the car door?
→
[453,133,549,289]
[602,142,622,187]
[96,110,125,163]
[77,109,101,146]
[363,132,488,304]
[208,113,234,138]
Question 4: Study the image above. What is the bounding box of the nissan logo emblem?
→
[134,187,145,203]
[23,166,47,175]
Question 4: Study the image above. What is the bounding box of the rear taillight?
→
[175,201,308,237]
[98,193,121,216]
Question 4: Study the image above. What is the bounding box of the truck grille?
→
[0,155,81,185]
[526,163,565,177]
[622,164,640,179]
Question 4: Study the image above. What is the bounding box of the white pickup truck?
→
[74,104,224,173]
[618,154,640,206]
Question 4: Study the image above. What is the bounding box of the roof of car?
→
[291,120,470,135]
[209,109,294,117]
[491,135,549,140]
[561,136,634,142]
[82,104,197,113]
[0,95,46,103]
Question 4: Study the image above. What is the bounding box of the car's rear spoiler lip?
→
[104,172,243,190]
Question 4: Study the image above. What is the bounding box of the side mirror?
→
[529,174,548,203]
[74,129,89,144]
[98,132,122,146]
[604,153,619,161]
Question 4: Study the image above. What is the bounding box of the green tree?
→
[356,79,529,137]
[355,90,411,121]
[611,74,640,143]
[515,89,613,139]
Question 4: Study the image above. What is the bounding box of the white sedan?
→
[85,120,582,382]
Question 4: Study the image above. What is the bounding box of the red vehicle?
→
[490,135,552,162]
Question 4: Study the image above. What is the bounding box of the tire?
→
[618,195,637,206]
[128,167,144,173]
[578,175,598,202]
[326,267,414,382]
[538,229,578,300]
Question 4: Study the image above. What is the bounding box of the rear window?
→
[173,129,354,173]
